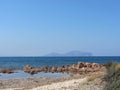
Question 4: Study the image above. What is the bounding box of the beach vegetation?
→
[87,72,105,81]
[104,61,120,90]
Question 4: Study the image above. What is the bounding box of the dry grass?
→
[87,72,106,81]
[115,64,120,69]
[104,62,120,90]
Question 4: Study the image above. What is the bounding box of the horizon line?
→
[0,56,120,57]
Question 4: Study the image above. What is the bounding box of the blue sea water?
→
[0,57,120,70]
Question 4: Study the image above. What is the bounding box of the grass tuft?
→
[104,61,120,90]
[87,72,105,81]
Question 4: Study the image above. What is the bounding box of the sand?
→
[0,72,105,90]
[1,78,87,90]
[30,77,87,90]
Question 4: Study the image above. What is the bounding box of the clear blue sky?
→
[0,0,120,56]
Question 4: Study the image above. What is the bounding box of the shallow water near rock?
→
[0,70,69,80]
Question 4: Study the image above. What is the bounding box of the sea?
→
[0,56,120,80]
[0,56,120,69]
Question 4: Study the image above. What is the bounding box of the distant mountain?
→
[46,50,92,56]
[46,52,62,56]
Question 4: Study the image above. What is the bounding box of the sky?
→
[0,0,120,56]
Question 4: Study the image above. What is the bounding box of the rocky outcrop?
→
[0,68,14,74]
[23,65,43,75]
[23,62,104,75]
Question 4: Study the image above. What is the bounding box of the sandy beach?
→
[0,71,106,90]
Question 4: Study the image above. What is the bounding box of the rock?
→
[34,68,43,72]
[61,65,65,68]
[23,65,32,72]
[0,68,14,74]
[64,65,69,71]
[86,63,92,68]
[71,64,76,69]
[48,67,52,72]
[57,67,63,72]
[70,68,78,74]
[30,69,37,75]
[29,68,42,75]
[42,66,48,72]
[50,67,57,73]
[92,63,99,67]
[81,67,86,71]
[23,62,104,75]
[76,64,81,70]
[77,62,85,68]
[68,65,72,70]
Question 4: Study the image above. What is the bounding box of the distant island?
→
[46,50,92,57]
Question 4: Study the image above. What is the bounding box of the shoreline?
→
[0,71,106,90]
[0,61,106,90]
[0,61,104,80]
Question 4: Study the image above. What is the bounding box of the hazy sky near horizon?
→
[0,0,120,56]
